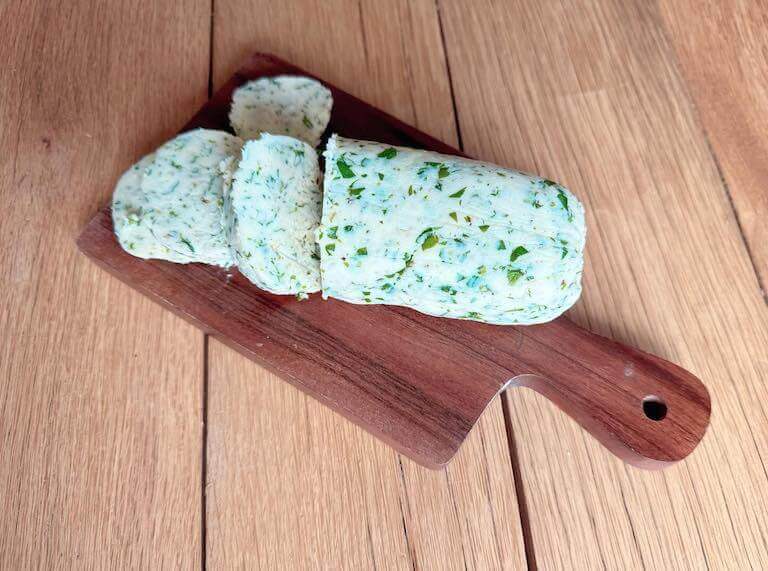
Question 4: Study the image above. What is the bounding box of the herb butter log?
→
[228,134,322,296]
[317,136,586,325]
[140,128,243,267]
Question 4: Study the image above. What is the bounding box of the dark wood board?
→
[77,53,711,469]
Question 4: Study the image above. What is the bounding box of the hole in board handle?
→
[642,395,667,421]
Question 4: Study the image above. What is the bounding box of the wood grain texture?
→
[440,0,768,567]
[207,1,526,568]
[0,0,207,568]
[660,0,768,291]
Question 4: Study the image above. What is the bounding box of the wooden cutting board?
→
[77,53,711,470]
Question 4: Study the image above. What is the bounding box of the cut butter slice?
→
[229,134,322,296]
[140,128,243,267]
[317,135,586,325]
[112,153,190,263]
[229,76,332,147]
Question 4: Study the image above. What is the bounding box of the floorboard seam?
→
[656,17,767,305]
[501,396,538,571]
[434,0,464,151]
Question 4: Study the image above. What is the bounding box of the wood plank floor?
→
[0,1,209,567]
[2,0,767,568]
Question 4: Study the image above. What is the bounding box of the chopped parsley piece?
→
[509,245,529,262]
[479,224,489,232]
[542,179,557,187]
[421,234,439,250]
[417,227,436,240]
[438,165,450,178]
[336,158,355,178]
[497,240,507,250]
[449,212,458,222]
[327,226,339,240]
[377,147,397,159]
[302,115,313,128]
[356,247,368,256]
[561,247,568,259]
[343,225,354,232]
[507,268,524,285]
[449,188,465,199]
[348,186,364,197]
[325,243,336,255]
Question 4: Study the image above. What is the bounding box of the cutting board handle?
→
[505,318,711,468]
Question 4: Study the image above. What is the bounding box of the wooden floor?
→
[2,1,767,568]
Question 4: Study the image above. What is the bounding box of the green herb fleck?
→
[407,185,416,196]
[325,243,336,255]
[327,226,339,240]
[343,225,354,232]
[180,236,195,253]
[449,212,458,222]
[438,165,449,178]
[336,158,355,178]
[417,227,435,240]
[377,147,397,159]
[377,172,384,181]
[557,189,569,211]
[497,240,506,250]
[479,224,490,232]
[509,246,529,262]
[421,234,439,250]
[417,161,441,176]
[543,179,557,187]
[478,265,487,275]
[507,268,524,285]
[561,247,568,259]
[449,188,465,199]
[348,186,364,198]
[356,247,368,256]
[302,115,313,128]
